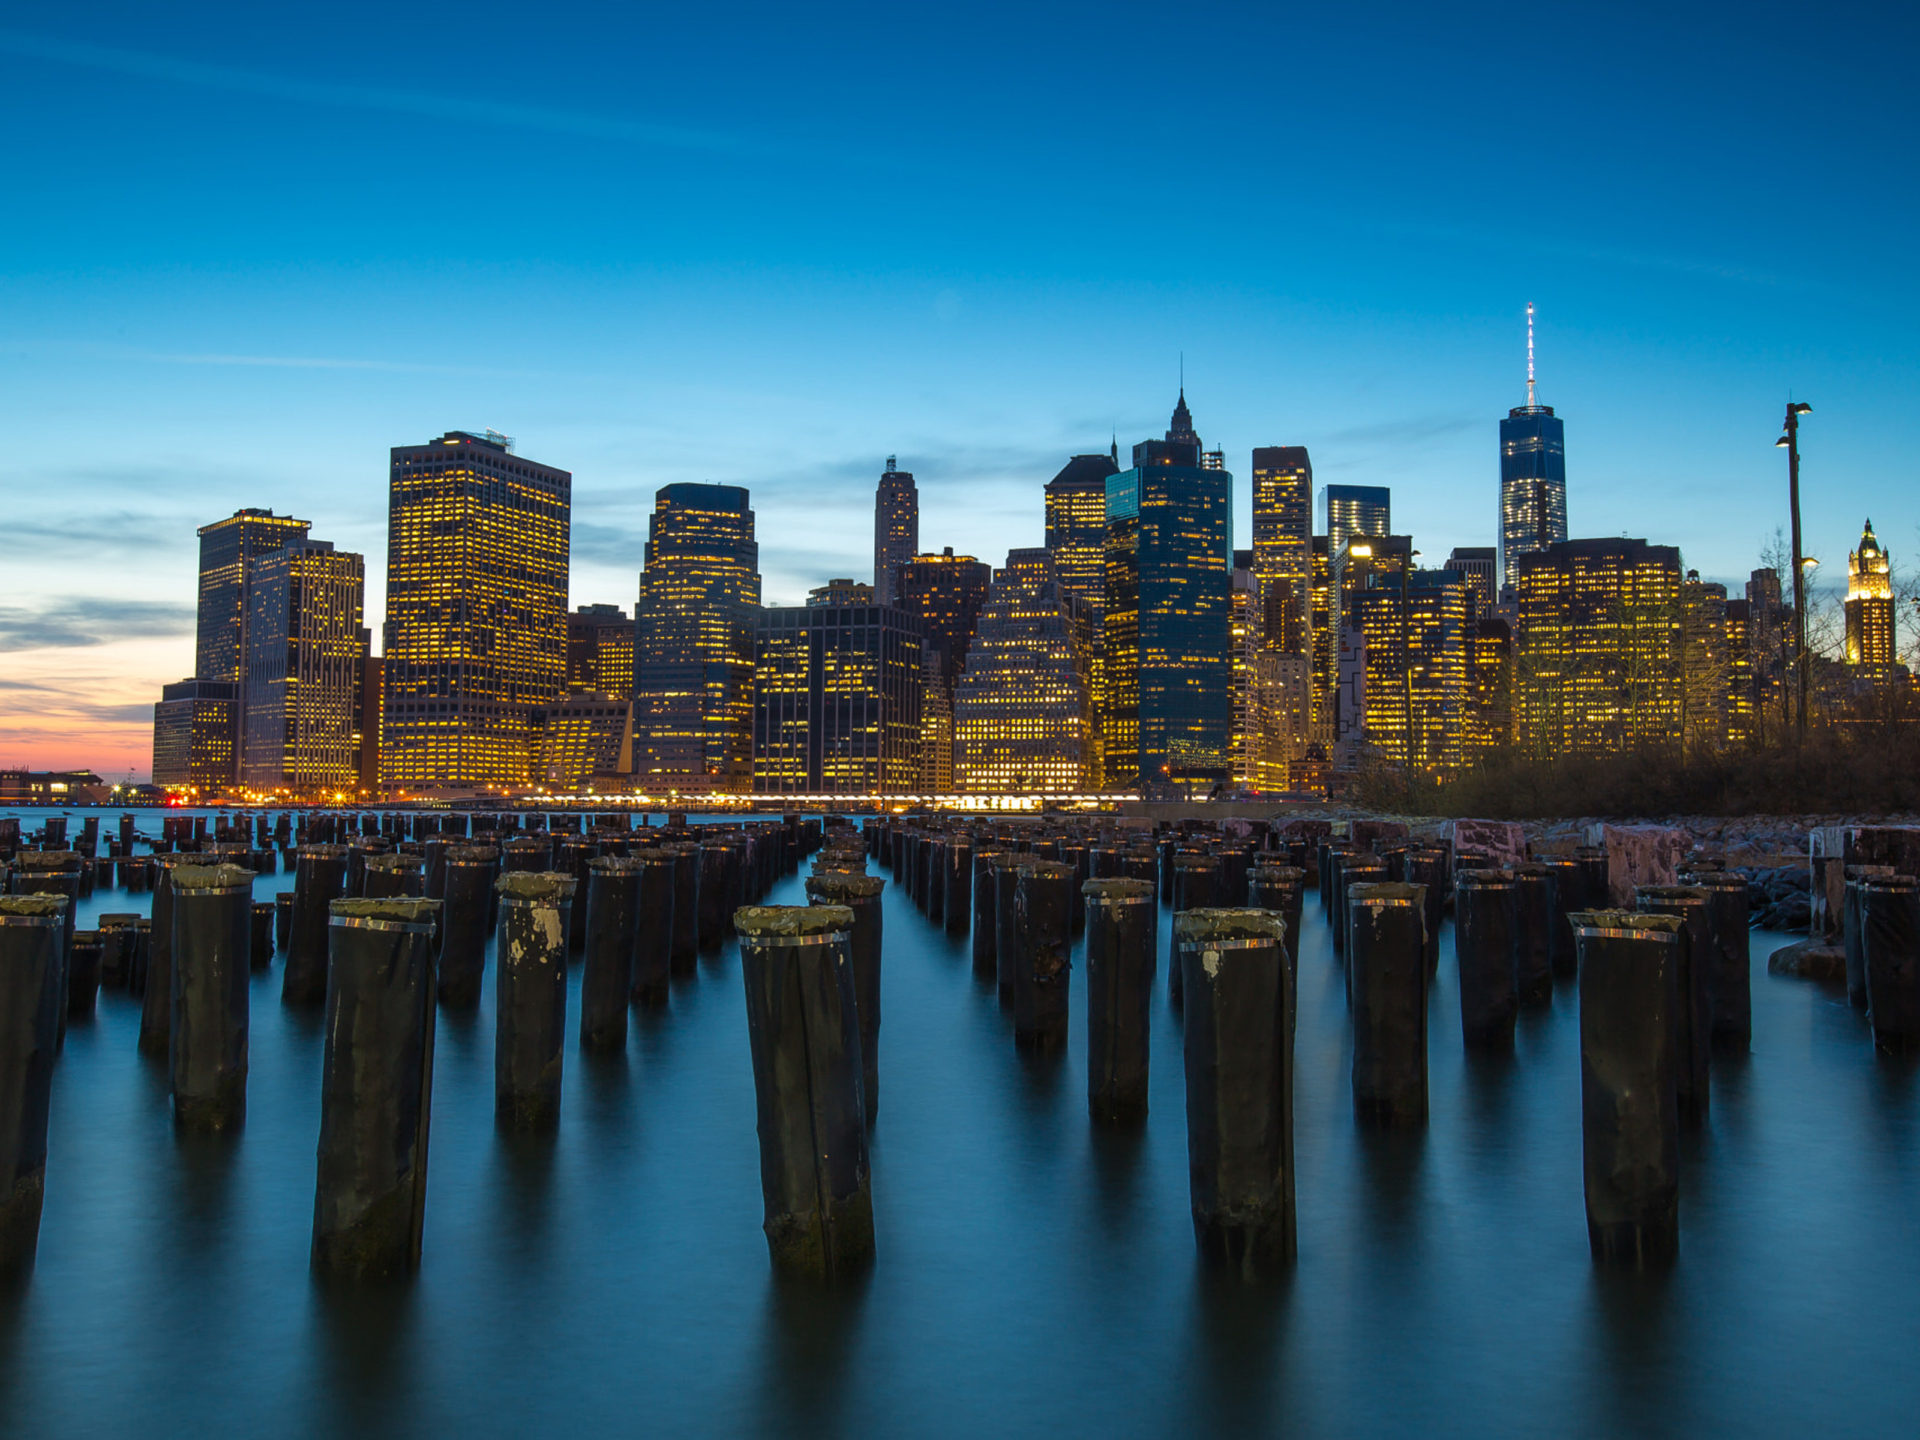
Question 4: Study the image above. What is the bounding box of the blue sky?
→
[1,0,1914,774]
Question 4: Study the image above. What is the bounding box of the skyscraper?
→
[873,457,918,606]
[1251,446,1313,653]
[632,483,761,793]
[895,548,993,790]
[1044,451,1119,623]
[566,603,635,695]
[1101,393,1233,791]
[1845,519,1895,667]
[151,680,237,793]
[240,539,367,794]
[1228,556,1309,790]
[1350,568,1472,772]
[195,509,312,686]
[1514,537,1681,756]
[953,549,1090,793]
[1499,305,1569,592]
[382,431,571,790]
[752,580,923,794]
[1324,485,1391,564]
[1680,571,1731,753]
[1443,546,1497,619]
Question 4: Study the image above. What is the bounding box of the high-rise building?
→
[1228,557,1309,790]
[1846,519,1895,667]
[566,604,635,696]
[895,548,992,789]
[1045,448,1120,784]
[1499,306,1569,592]
[1101,394,1233,791]
[1045,451,1120,619]
[356,656,382,794]
[195,509,312,686]
[151,679,237,793]
[1513,537,1681,756]
[1349,568,1472,772]
[1444,546,1498,620]
[1325,486,1391,565]
[1467,616,1514,760]
[873,457,919,606]
[1251,446,1313,653]
[895,549,993,686]
[240,540,367,794]
[751,580,922,794]
[1745,565,1789,739]
[382,431,571,791]
[1309,535,1333,741]
[632,484,760,794]
[1681,571,1731,753]
[953,549,1090,793]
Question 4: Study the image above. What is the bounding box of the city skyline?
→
[3,4,1915,776]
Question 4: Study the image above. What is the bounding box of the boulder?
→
[1448,819,1527,869]
[1767,939,1844,982]
[1586,824,1687,908]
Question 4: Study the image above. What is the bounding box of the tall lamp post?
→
[1777,402,1813,743]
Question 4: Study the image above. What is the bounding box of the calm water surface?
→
[2,809,1916,1437]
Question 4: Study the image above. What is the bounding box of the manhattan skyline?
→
[2,2,1915,776]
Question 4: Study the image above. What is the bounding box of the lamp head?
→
[1791,402,1812,416]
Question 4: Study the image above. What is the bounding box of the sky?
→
[1,0,1915,778]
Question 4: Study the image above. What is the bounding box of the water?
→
[2,809,1917,1437]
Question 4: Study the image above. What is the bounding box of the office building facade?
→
[1514,537,1682,756]
[567,603,635,696]
[1251,446,1313,654]
[151,679,238,793]
[953,548,1091,793]
[1101,396,1233,790]
[873,457,918,606]
[382,431,571,790]
[240,540,368,794]
[195,509,312,686]
[632,483,760,793]
[1846,519,1895,668]
[752,581,922,794]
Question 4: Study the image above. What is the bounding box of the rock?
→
[1586,824,1687,908]
[1449,820,1527,868]
[1767,940,1844,982]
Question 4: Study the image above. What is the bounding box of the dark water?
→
[3,809,1918,1438]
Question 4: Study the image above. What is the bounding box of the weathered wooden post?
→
[311,898,440,1279]
[0,897,62,1278]
[282,845,349,1008]
[1177,908,1294,1275]
[581,857,643,1051]
[1085,878,1155,1123]
[494,873,574,1129]
[805,873,885,1124]
[1574,910,1681,1266]
[734,904,874,1279]
[1454,869,1518,1049]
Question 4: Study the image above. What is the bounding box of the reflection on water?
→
[4,808,1919,1437]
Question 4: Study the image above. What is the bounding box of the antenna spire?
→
[1526,302,1536,408]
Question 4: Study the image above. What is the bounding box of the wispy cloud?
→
[0,597,195,653]
[1324,415,1478,448]
[92,345,533,377]
[0,31,766,159]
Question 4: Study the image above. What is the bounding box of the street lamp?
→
[1777,402,1813,742]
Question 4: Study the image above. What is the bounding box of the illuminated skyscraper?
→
[1514,537,1681,755]
[1499,305,1569,592]
[382,431,571,791]
[567,603,634,696]
[240,540,368,794]
[531,695,634,792]
[632,484,760,793]
[1444,546,1497,619]
[1349,568,1472,772]
[1468,616,1514,760]
[895,548,992,789]
[1251,446,1313,653]
[1044,451,1119,623]
[1325,485,1390,564]
[1845,519,1895,667]
[751,580,922,794]
[1228,556,1308,790]
[873,457,918,606]
[1681,571,1731,753]
[1101,394,1233,791]
[151,680,237,793]
[1309,535,1333,740]
[953,549,1090,793]
[195,508,312,686]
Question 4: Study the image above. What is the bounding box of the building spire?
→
[1526,302,1536,408]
